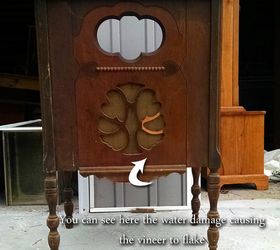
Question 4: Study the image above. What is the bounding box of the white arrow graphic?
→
[128,158,153,187]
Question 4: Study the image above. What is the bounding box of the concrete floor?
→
[0,182,279,250]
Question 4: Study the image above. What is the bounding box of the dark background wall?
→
[274,0,280,149]
[0,0,37,76]
[239,0,277,150]
[0,0,38,195]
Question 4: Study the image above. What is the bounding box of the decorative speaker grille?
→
[98,83,165,154]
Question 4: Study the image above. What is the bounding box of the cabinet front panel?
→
[74,2,186,167]
[47,0,211,170]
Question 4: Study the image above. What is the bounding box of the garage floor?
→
[0,182,279,250]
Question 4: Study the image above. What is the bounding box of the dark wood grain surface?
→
[42,0,217,176]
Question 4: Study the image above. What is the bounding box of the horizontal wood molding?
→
[220,175,269,190]
[79,165,187,182]
[221,106,266,116]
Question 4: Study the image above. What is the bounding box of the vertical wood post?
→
[45,173,60,250]
[63,171,74,229]
[220,0,240,107]
[191,167,201,225]
[207,169,220,250]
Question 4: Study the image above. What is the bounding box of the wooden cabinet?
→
[35,0,222,249]
[203,107,268,190]
[220,107,268,189]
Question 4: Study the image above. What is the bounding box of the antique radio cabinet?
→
[35,0,222,249]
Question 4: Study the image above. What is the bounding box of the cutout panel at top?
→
[97,16,164,60]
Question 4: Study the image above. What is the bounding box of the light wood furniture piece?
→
[35,0,222,249]
[202,0,268,190]
[219,107,268,190]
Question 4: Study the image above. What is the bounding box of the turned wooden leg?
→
[63,171,74,229]
[191,167,201,225]
[207,169,220,250]
[45,173,60,250]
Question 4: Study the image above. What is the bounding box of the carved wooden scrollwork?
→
[98,83,165,154]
